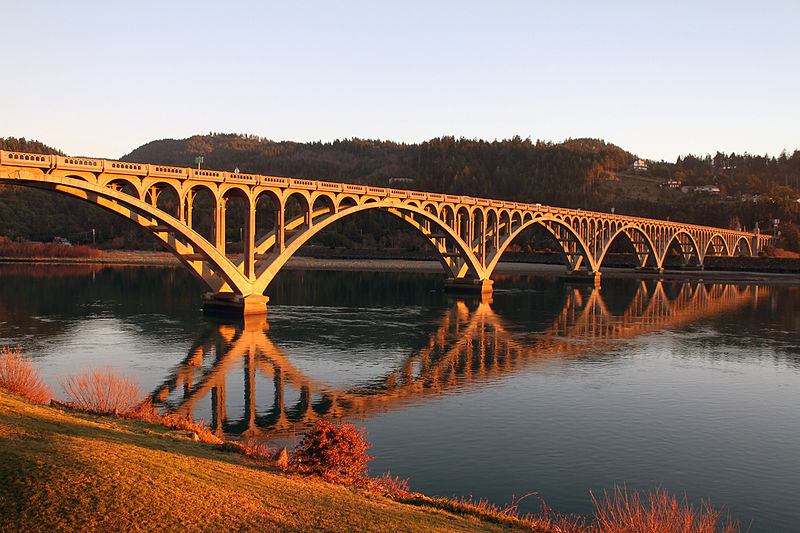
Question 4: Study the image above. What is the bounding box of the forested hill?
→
[121,134,634,208]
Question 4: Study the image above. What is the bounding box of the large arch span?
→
[0,150,773,314]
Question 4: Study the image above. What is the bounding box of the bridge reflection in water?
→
[151,281,763,438]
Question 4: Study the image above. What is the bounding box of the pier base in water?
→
[202,293,269,316]
[444,278,494,295]
[562,270,602,287]
[635,266,664,274]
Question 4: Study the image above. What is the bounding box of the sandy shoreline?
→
[2,250,799,285]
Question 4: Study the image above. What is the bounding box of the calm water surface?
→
[1,263,799,532]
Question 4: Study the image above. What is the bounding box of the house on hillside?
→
[631,159,648,172]
[660,179,681,190]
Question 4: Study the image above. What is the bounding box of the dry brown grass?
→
[398,486,742,533]
[122,399,223,444]
[401,492,587,532]
[0,346,52,403]
[589,486,741,533]
[58,366,144,415]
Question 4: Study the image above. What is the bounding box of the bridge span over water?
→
[0,150,772,314]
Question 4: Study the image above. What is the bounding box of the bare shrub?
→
[0,346,52,403]
[590,486,740,533]
[290,421,373,482]
[59,366,144,415]
[371,472,412,497]
[241,438,275,460]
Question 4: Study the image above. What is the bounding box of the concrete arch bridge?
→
[0,150,772,314]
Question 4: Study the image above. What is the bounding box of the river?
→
[1,262,799,532]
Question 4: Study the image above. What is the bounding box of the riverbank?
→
[0,390,540,532]
[3,249,800,285]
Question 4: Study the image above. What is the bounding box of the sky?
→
[2,0,798,162]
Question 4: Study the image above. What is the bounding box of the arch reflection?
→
[151,281,764,438]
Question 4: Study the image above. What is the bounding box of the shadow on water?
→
[150,280,768,439]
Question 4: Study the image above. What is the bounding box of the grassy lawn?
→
[0,391,534,532]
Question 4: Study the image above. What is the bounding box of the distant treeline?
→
[1,134,799,252]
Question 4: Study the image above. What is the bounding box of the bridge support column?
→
[444,278,494,295]
[202,292,269,316]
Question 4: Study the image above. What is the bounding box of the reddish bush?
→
[290,421,373,482]
[0,346,52,403]
[59,366,144,415]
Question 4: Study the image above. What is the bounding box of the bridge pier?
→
[202,293,269,316]
[444,278,494,295]
[562,270,601,287]
[635,266,664,274]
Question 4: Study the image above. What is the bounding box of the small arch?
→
[222,187,250,254]
[105,178,140,200]
[337,195,358,211]
[185,185,217,243]
[441,205,455,229]
[499,210,511,237]
[486,210,499,255]
[511,212,522,230]
[311,193,335,225]
[472,209,485,250]
[255,190,281,254]
[150,182,181,220]
[285,192,311,235]
[457,206,471,242]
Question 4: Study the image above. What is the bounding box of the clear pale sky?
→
[2,1,797,162]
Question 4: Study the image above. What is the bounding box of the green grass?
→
[0,390,538,532]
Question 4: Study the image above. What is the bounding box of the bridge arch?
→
[662,230,702,267]
[597,224,659,270]
[483,215,594,277]
[703,233,730,259]
[250,199,485,295]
